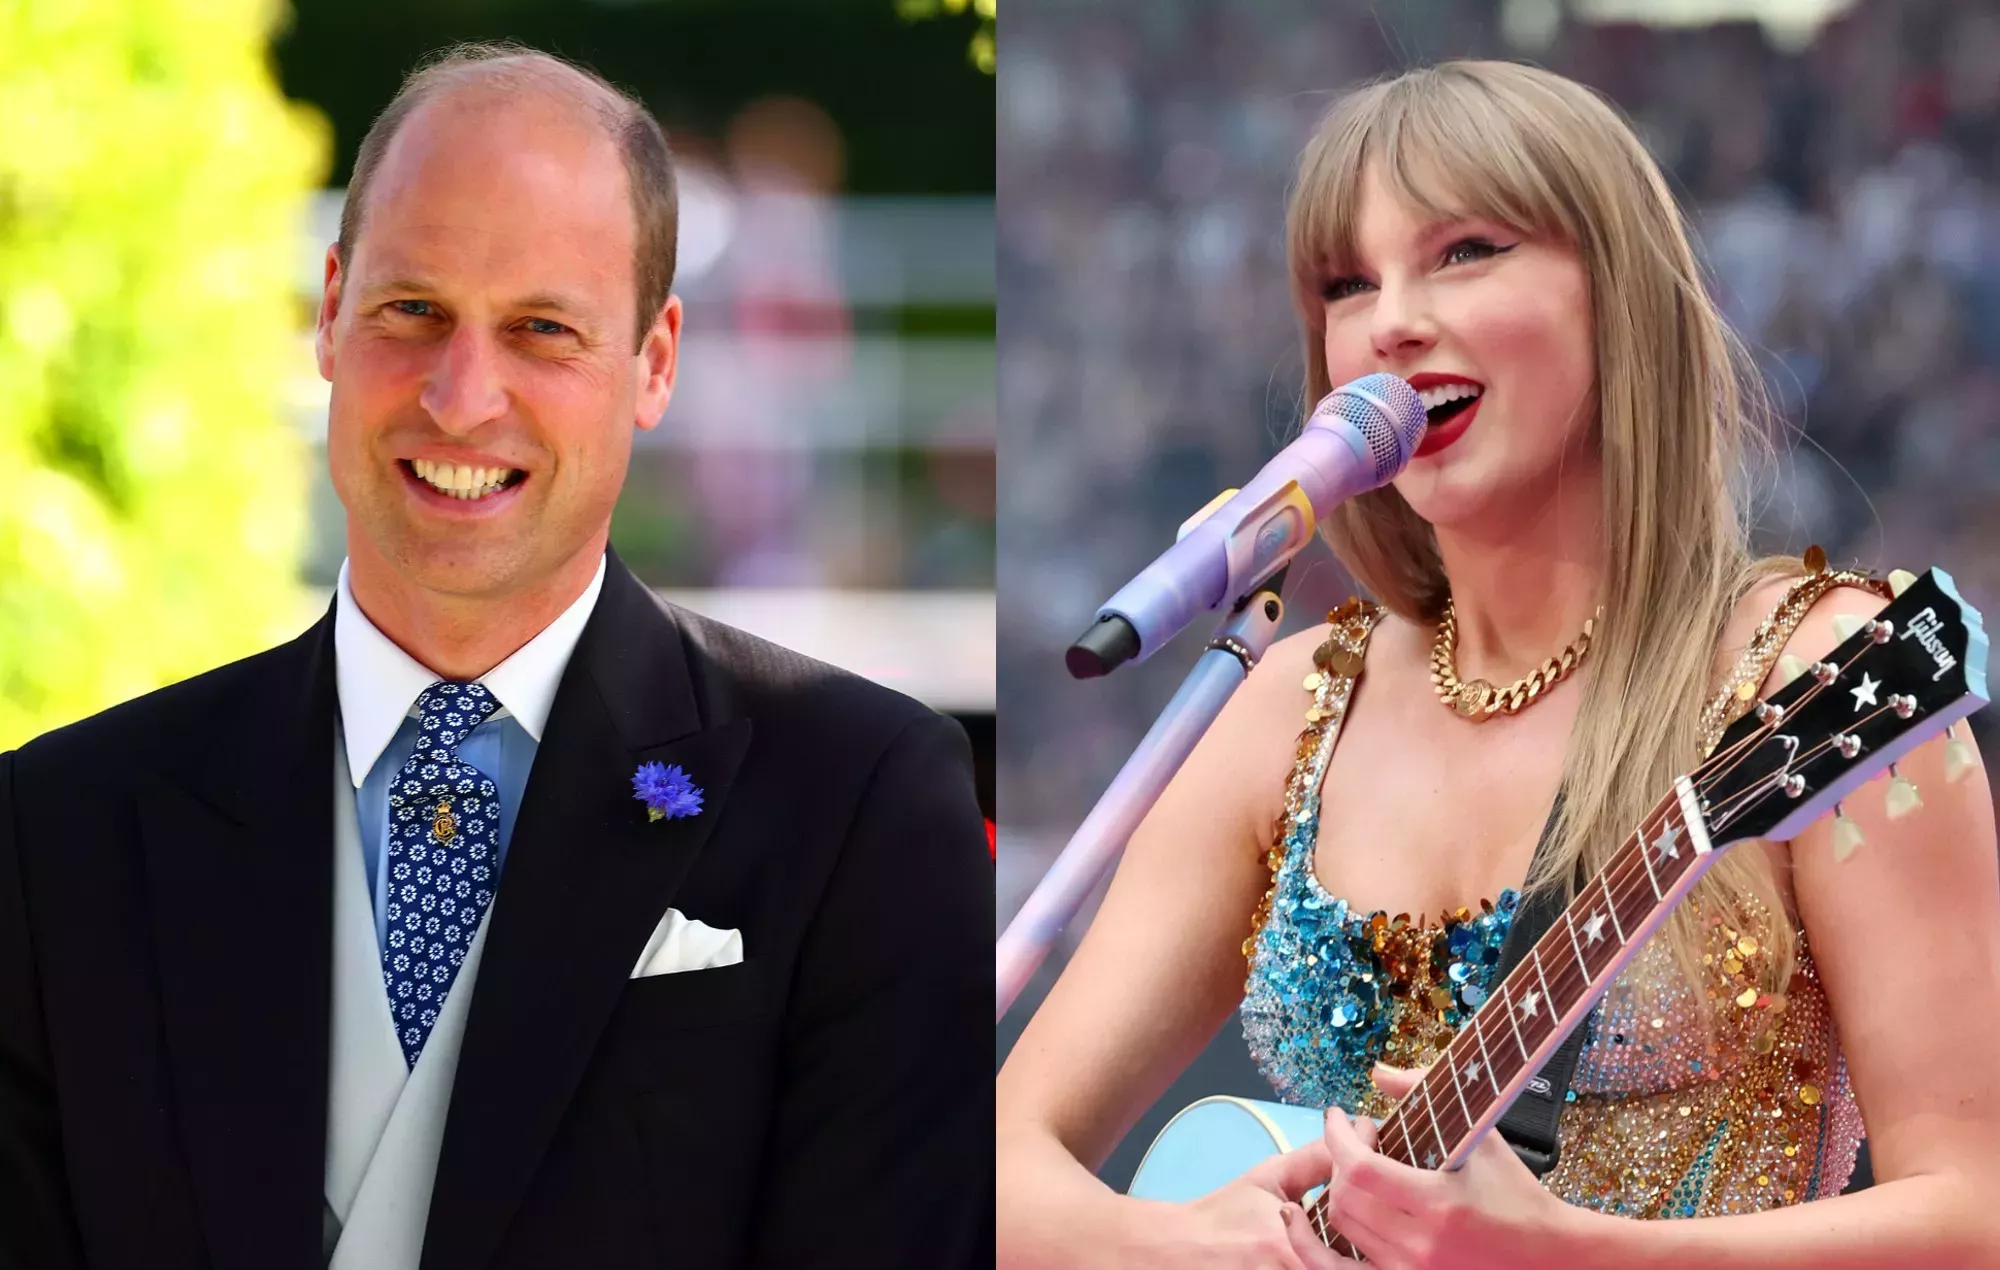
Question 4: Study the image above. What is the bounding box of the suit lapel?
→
[140,607,338,1270]
[423,551,751,1270]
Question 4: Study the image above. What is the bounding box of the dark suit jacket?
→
[0,549,993,1269]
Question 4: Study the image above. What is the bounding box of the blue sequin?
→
[1241,798,1521,1114]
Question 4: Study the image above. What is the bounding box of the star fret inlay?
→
[1520,989,1541,1018]
[1583,912,1608,944]
[1653,822,1681,861]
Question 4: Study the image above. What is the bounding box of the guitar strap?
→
[1488,793,1583,1178]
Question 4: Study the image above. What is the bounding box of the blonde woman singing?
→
[997,61,2000,1269]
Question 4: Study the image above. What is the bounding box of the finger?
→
[1323,1108,1440,1213]
[1251,1138,1335,1202]
[1280,1202,1354,1269]
[1318,1182,1407,1266]
[1369,1061,1431,1102]
[1321,1104,1373,1171]
[1354,1115,1379,1151]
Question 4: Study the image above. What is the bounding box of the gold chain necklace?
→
[1430,598,1599,722]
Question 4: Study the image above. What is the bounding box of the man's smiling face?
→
[317,83,677,601]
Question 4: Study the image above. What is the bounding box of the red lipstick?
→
[1404,373,1485,460]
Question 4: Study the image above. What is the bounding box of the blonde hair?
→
[1286,60,1802,1013]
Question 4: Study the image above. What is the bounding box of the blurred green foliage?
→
[0,0,329,749]
[899,0,996,73]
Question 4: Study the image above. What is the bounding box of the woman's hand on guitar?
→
[1164,1138,1356,1269]
[1309,1064,1583,1269]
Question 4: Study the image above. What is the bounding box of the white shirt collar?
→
[333,554,608,788]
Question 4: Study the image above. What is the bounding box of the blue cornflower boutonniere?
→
[632,761,704,822]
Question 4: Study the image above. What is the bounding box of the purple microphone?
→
[1067,373,1427,677]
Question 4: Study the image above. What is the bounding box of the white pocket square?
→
[629,907,744,979]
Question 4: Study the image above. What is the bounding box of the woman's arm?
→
[1569,582,2000,1266]
[1309,584,2000,1269]
[997,628,1335,1269]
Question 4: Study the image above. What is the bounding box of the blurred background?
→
[0,0,995,813]
[997,0,2000,1189]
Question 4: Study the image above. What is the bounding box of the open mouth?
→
[1419,382,1483,426]
[402,458,529,502]
[1412,380,1484,458]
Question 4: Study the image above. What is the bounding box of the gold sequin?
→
[1540,910,1859,1217]
[1248,599,1864,1225]
[1304,672,1324,692]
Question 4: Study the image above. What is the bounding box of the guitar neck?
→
[1299,567,1987,1253]
[1374,778,1714,1172]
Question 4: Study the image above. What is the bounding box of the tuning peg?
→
[1832,804,1864,862]
[1776,654,1808,686]
[1945,724,1977,783]
[1888,568,1918,597]
[1885,764,1922,820]
[1831,614,1866,642]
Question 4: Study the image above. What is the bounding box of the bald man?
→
[0,43,990,1270]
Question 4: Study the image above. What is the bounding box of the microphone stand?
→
[996,571,1291,1021]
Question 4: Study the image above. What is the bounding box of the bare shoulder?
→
[1205,602,1422,833]
[1715,572,1889,695]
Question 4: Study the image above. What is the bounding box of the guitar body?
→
[1127,1096,1329,1202]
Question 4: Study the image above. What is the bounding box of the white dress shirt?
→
[332,554,607,948]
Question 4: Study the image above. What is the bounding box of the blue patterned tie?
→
[382,681,502,1067]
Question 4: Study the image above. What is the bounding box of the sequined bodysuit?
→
[1240,600,1865,1219]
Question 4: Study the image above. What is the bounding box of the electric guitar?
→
[1128,568,1988,1258]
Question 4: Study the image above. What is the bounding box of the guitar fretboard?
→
[1379,780,1710,1171]
[1297,568,1987,1255]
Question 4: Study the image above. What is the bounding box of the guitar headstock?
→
[1700,568,1988,847]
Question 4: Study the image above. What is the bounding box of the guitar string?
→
[1364,696,1907,1181]
[1308,624,1933,1233]
[1692,634,1884,799]
[1355,688,1912,1181]
[1336,791,1688,1190]
[1697,702,1898,834]
[1361,792,1686,1172]
[1366,634,1890,1165]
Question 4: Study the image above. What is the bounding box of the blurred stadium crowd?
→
[998,0,2000,878]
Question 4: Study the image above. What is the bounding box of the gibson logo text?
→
[1900,606,1959,683]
